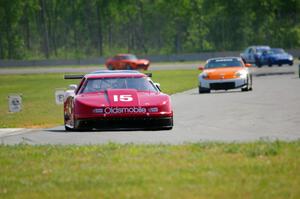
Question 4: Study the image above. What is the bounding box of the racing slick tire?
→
[255,60,262,68]
[126,64,132,70]
[241,76,252,92]
[108,65,114,70]
[268,59,273,67]
[199,86,211,94]
[65,125,74,132]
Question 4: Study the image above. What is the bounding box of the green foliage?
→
[0,0,300,59]
[0,141,300,198]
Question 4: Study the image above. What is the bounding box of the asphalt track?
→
[0,64,300,145]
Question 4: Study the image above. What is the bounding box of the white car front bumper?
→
[199,77,248,90]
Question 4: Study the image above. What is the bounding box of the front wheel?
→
[126,64,132,70]
[241,76,252,92]
[255,59,262,67]
[268,59,273,67]
[108,65,114,70]
[199,86,211,94]
[65,125,74,132]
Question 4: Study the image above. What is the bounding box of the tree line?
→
[0,0,299,60]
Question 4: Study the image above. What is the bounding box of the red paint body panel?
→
[64,71,173,130]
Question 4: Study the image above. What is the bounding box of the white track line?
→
[0,128,31,138]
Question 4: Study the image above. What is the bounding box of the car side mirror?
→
[198,65,204,70]
[245,63,252,67]
[69,84,78,90]
[154,83,161,91]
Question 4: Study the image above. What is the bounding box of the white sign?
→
[8,94,22,112]
[55,89,65,105]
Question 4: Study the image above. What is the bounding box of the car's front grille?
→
[76,117,173,130]
[210,82,235,90]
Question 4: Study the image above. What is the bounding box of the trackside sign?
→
[55,89,65,105]
[8,94,22,112]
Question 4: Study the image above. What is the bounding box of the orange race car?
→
[198,57,253,93]
[105,54,150,70]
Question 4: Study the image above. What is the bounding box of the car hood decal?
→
[106,89,139,107]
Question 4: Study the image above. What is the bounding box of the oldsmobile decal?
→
[93,107,147,114]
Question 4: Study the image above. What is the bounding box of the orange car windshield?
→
[206,59,243,69]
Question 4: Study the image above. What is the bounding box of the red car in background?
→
[64,70,173,131]
[105,54,150,70]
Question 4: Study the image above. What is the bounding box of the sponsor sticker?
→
[148,107,159,113]
[93,107,147,114]
[215,59,234,62]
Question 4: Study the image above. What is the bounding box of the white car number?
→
[113,94,133,102]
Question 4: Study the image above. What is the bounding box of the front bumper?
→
[199,77,247,90]
[272,59,293,65]
[75,116,173,130]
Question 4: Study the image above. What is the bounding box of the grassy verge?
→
[0,141,299,199]
[0,70,199,128]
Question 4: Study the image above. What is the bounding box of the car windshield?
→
[271,49,285,54]
[81,77,158,93]
[256,48,269,53]
[206,59,243,69]
[121,55,137,60]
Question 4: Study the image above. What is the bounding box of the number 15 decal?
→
[113,94,133,102]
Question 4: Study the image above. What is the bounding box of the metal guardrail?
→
[1,49,299,67]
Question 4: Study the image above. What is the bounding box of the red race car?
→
[105,54,150,70]
[64,70,173,131]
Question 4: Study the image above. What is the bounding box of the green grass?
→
[0,141,299,199]
[0,70,199,128]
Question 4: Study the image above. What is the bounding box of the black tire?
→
[108,65,114,70]
[65,125,74,132]
[241,76,252,92]
[278,64,282,67]
[64,114,76,131]
[126,64,132,70]
[289,62,293,66]
[199,86,210,94]
[268,59,272,67]
[255,58,262,67]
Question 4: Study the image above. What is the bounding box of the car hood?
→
[75,89,168,107]
[271,53,291,59]
[204,67,244,80]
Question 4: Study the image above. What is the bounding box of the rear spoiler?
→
[64,75,84,79]
[64,73,152,79]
